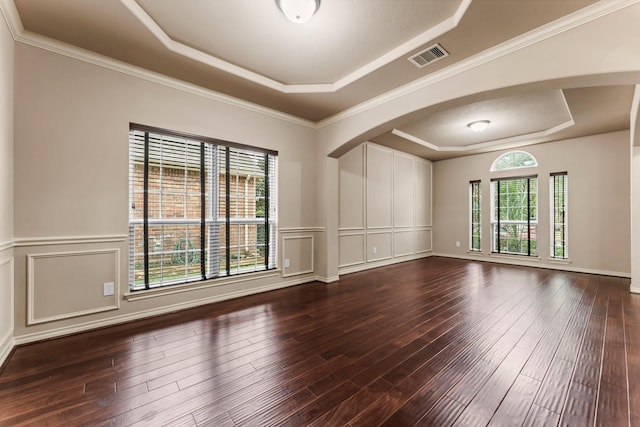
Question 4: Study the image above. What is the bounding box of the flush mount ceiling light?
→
[276,0,320,24]
[467,120,491,132]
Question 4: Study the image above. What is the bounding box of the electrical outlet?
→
[373,246,377,254]
[456,241,461,247]
[284,259,290,268]
[103,282,114,296]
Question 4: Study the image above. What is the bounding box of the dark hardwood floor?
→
[1,257,638,426]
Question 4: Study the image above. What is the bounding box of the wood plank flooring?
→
[0,257,638,426]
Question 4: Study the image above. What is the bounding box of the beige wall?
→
[12,43,320,341]
[0,12,14,365]
[338,142,432,273]
[433,130,631,276]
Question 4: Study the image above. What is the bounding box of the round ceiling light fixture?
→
[467,120,491,132]
[276,0,320,24]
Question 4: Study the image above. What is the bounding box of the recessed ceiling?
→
[135,0,464,86]
[5,0,634,161]
[395,89,574,149]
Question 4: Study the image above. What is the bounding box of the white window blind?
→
[128,124,277,291]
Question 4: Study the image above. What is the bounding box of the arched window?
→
[490,151,538,256]
[490,150,537,172]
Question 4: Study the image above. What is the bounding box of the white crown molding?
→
[392,119,575,153]
[0,0,22,38]
[2,0,638,129]
[120,0,471,94]
[317,0,640,128]
[0,0,316,129]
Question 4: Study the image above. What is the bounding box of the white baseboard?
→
[339,252,433,276]
[630,285,640,293]
[13,276,318,346]
[0,330,14,369]
[314,275,340,284]
[432,252,631,278]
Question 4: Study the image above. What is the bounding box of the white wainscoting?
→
[0,257,14,368]
[27,249,120,325]
[281,235,314,278]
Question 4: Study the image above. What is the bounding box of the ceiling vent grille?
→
[408,43,449,68]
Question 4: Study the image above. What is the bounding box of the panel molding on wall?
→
[366,144,393,229]
[394,229,415,257]
[27,249,120,325]
[338,232,366,268]
[416,228,433,253]
[338,142,433,275]
[394,152,415,228]
[366,230,393,262]
[282,236,314,278]
[0,257,14,368]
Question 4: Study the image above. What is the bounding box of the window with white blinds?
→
[469,180,481,252]
[550,172,568,259]
[128,124,278,291]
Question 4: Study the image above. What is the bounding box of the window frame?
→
[490,175,538,257]
[490,150,538,172]
[550,172,568,259]
[128,123,278,291]
[469,180,482,252]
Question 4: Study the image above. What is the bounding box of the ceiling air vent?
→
[408,43,449,68]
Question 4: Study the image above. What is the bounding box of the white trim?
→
[630,285,640,294]
[13,275,320,345]
[340,252,432,275]
[547,258,572,265]
[0,257,14,369]
[282,235,315,278]
[27,249,120,325]
[315,275,339,284]
[279,227,325,233]
[10,30,314,128]
[14,235,127,247]
[119,0,471,94]
[338,227,365,232]
[317,0,640,128]
[366,227,394,232]
[0,0,22,39]
[125,270,282,301]
[391,118,574,154]
[433,252,631,278]
[0,0,634,128]
[0,240,13,252]
[338,233,366,269]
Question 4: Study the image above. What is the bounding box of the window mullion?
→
[200,143,206,280]
[264,154,270,269]
[527,178,531,256]
[143,132,150,290]
[225,147,231,276]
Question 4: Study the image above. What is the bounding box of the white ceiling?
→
[136,0,464,85]
[4,0,636,160]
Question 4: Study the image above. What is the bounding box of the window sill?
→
[467,250,484,256]
[124,269,282,302]
[489,252,541,262]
